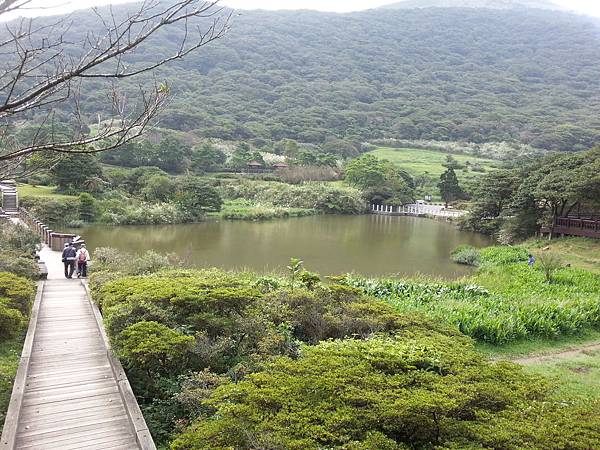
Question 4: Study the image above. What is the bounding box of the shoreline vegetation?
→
[15,143,496,228]
[81,240,600,447]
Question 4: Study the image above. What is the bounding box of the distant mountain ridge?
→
[5,3,600,153]
[380,0,565,11]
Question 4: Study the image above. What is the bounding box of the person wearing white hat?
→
[76,244,90,278]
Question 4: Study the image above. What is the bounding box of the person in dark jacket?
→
[61,242,77,278]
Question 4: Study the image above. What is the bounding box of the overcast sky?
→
[3,0,600,18]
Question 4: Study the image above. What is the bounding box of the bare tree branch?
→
[0,0,231,176]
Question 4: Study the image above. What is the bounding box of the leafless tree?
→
[0,0,230,177]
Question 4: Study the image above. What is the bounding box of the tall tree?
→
[438,168,464,207]
[50,153,103,190]
[345,154,415,205]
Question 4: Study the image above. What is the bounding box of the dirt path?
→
[511,342,600,365]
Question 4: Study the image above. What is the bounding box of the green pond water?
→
[76,215,494,278]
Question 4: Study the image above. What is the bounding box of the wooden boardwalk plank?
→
[1,246,156,450]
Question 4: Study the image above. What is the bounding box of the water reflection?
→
[76,215,494,278]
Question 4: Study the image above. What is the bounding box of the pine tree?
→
[438,168,464,207]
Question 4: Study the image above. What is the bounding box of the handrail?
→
[18,207,78,251]
[81,281,157,449]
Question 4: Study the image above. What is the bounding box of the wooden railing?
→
[556,217,600,233]
[542,216,600,239]
[18,207,78,251]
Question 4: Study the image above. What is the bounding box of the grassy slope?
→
[481,237,600,401]
[17,184,77,200]
[368,147,498,179]
[521,348,600,401]
[527,237,600,274]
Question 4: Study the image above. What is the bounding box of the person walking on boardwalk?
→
[76,244,90,278]
[61,242,77,278]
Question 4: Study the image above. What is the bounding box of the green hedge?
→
[0,273,35,428]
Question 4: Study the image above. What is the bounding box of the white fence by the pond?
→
[371,203,466,218]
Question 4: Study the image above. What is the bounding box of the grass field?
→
[367,147,498,179]
[521,347,600,401]
[17,184,77,200]
[479,238,600,402]
[527,237,600,274]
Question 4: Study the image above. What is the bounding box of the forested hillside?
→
[9,4,600,152]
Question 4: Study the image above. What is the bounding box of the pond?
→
[76,215,494,278]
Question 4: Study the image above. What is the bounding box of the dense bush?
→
[114,321,195,374]
[171,335,600,450]
[0,273,35,316]
[0,222,40,254]
[19,197,78,225]
[0,224,41,280]
[0,273,34,340]
[0,251,39,280]
[218,180,365,214]
[450,245,481,266]
[91,268,457,443]
[99,202,191,225]
[219,200,317,221]
[91,247,178,276]
[89,246,600,447]
[0,305,24,340]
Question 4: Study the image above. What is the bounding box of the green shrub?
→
[0,273,35,316]
[78,192,97,222]
[90,259,600,446]
[298,270,321,290]
[0,251,40,280]
[19,197,78,226]
[0,222,40,254]
[479,246,529,265]
[114,321,194,375]
[99,202,190,225]
[217,180,364,214]
[171,335,600,450]
[450,245,481,266]
[220,200,317,220]
[0,273,34,340]
[537,252,564,283]
[91,247,179,276]
[0,305,24,340]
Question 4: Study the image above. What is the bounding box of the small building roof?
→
[272,162,288,168]
[247,161,263,167]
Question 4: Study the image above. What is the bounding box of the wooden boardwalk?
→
[1,248,155,449]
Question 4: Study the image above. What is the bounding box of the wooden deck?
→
[1,248,155,449]
[541,216,600,239]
